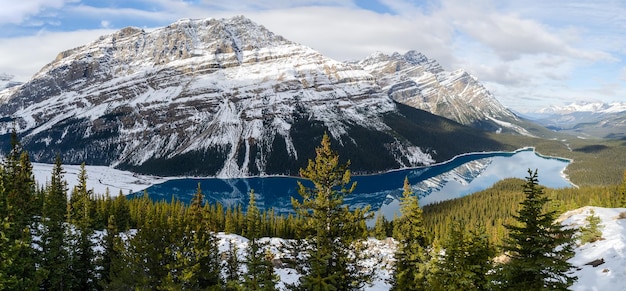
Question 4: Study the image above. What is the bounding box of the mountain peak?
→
[0,16,520,176]
[356,50,521,133]
[537,101,626,115]
[358,50,443,75]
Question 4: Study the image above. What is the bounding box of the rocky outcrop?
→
[357,51,521,132]
[0,16,508,177]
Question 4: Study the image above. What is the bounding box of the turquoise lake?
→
[130,148,572,218]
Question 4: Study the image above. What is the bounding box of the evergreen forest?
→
[1,132,625,290]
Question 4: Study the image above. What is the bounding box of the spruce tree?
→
[289,133,373,290]
[495,169,577,290]
[112,191,131,231]
[391,176,430,290]
[373,209,389,239]
[68,163,97,290]
[429,221,495,290]
[243,190,278,290]
[39,156,72,290]
[224,240,243,290]
[620,170,626,207]
[0,132,39,290]
[179,183,221,289]
[579,209,603,244]
[3,131,37,231]
[98,215,118,288]
[0,218,18,289]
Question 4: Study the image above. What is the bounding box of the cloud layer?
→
[0,0,624,112]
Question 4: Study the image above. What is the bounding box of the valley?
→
[1,14,626,291]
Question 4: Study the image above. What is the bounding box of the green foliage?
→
[495,170,577,290]
[391,177,430,291]
[491,133,626,186]
[0,132,39,290]
[289,133,373,290]
[224,241,243,290]
[579,210,603,244]
[38,156,72,290]
[423,176,622,247]
[372,209,392,239]
[67,163,97,290]
[243,190,278,291]
[620,171,626,207]
[429,221,495,291]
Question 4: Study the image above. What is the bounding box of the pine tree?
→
[39,156,72,290]
[391,176,430,290]
[224,240,243,290]
[0,132,39,290]
[579,209,603,244]
[373,209,389,239]
[3,131,37,232]
[289,133,373,290]
[98,215,118,288]
[243,190,278,290]
[67,163,97,290]
[620,170,626,207]
[495,169,577,290]
[429,221,495,290]
[178,183,221,289]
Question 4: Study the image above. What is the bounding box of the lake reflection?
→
[131,148,572,217]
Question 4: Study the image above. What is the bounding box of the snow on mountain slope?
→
[356,51,527,135]
[538,102,626,115]
[0,16,515,177]
[0,16,434,177]
[531,102,626,139]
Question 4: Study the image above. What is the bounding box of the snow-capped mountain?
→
[531,102,626,139]
[537,101,626,115]
[0,16,508,177]
[356,51,525,134]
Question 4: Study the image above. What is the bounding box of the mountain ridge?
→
[0,16,516,177]
[529,101,626,139]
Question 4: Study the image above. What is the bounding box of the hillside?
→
[0,16,526,177]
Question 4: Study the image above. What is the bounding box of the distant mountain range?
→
[528,102,626,139]
[0,16,531,177]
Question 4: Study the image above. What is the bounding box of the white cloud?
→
[0,0,78,25]
[0,0,624,111]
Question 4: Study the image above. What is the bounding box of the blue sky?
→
[0,0,624,112]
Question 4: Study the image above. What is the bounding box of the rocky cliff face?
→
[357,51,525,133]
[0,16,509,177]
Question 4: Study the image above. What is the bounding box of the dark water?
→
[129,148,571,216]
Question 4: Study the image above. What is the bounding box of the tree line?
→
[2,132,623,290]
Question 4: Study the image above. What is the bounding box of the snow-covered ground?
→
[32,162,166,196]
[560,207,626,291]
[214,233,396,290]
[216,207,626,290]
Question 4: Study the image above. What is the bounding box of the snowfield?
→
[560,207,626,291]
[32,162,166,196]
